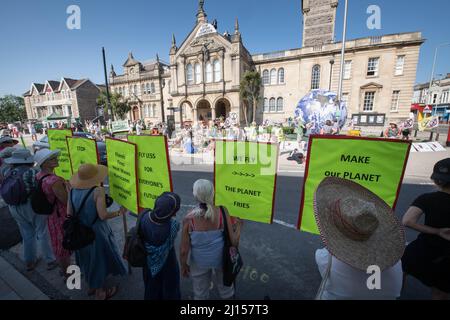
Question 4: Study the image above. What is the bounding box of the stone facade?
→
[109,0,424,129]
[109,54,172,124]
[23,78,103,123]
[302,0,338,47]
[413,74,450,122]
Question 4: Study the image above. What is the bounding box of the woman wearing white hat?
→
[34,149,72,278]
[313,177,405,300]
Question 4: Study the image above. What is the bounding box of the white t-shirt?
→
[136,124,142,135]
[315,248,403,300]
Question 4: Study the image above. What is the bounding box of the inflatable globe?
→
[294,89,347,135]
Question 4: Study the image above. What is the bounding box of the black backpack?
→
[31,174,56,216]
[123,210,148,267]
[62,187,97,251]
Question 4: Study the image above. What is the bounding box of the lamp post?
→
[329,57,335,91]
[427,43,450,141]
[337,0,349,102]
[428,43,450,104]
[156,55,166,124]
[102,47,114,122]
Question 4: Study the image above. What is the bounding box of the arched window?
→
[277,97,284,112]
[186,64,194,85]
[269,98,276,112]
[213,60,221,82]
[278,68,285,84]
[152,104,157,117]
[150,83,155,94]
[145,83,150,94]
[141,84,145,95]
[270,69,277,85]
[311,64,321,90]
[195,63,202,84]
[263,98,269,112]
[206,62,213,83]
[133,85,138,95]
[262,70,269,85]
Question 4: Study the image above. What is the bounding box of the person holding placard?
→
[68,164,128,300]
[402,158,450,300]
[180,179,242,300]
[34,149,72,278]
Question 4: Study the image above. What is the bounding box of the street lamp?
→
[428,43,450,106]
[427,43,450,141]
[329,57,335,91]
[337,0,349,102]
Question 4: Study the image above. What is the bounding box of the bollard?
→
[414,130,418,138]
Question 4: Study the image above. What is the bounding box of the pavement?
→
[0,133,449,300]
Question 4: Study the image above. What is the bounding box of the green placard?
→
[47,129,73,180]
[299,136,411,234]
[106,138,139,214]
[67,137,98,173]
[214,140,278,224]
[128,135,173,209]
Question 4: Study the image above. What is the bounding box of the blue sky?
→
[0,0,449,96]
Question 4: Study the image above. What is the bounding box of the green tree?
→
[97,90,131,120]
[240,70,262,125]
[0,95,27,123]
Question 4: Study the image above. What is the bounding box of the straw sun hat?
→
[313,177,405,271]
[70,163,108,189]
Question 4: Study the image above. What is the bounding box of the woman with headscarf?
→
[180,179,242,300]
[140,192,182,300]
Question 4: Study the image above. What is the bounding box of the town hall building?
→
[109,0,424,128]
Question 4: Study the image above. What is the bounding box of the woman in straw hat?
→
[68,163,128,300]
[3,149,56,271]
[34,149,72,278]
[402,158,450,300]
[180,179,242,300]
[140,192,182,300]
[313,177,405,300]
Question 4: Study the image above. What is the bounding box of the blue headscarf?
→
[145,192,181,276]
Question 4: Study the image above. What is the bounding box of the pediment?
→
[360,82,383,90]
[176,22,231,58]
[183,37,226,56]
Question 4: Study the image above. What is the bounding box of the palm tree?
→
[240,71,262,125]
[96,91,131,120]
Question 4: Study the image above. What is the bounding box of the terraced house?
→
[23,78,104,123]
[111,0,424,129]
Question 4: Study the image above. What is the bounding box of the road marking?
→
[272,219,297,229]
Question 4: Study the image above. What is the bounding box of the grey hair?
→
[191,179,215,221]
